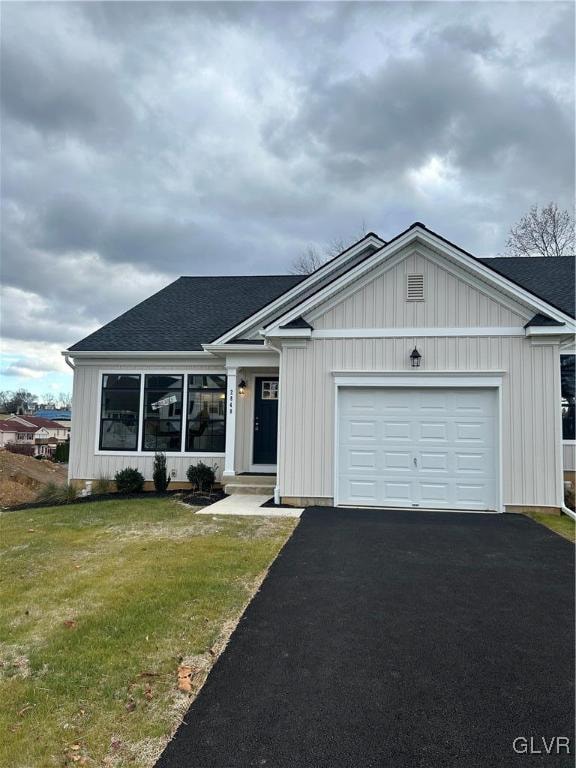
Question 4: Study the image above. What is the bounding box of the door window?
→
[261,381,279,400]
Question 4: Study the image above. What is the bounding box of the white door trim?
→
[333,373,503,513]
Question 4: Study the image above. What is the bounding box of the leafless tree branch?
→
[504,203,575,257]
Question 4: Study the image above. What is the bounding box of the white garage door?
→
[337,387,498,511]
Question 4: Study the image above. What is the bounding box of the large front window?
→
[186,375,226,452]
[561,355,575,440]
[142,375,184,452]
[100,374,141,450]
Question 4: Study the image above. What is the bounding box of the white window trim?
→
[95,369,227,457]
[332,372,504,513]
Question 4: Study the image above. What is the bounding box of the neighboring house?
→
[65,223,575,513]
[11,415,70,442]
[0,419,38,449]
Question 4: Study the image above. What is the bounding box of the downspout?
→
[562,506,576,521]
[263,334,282,506]
[64,354,75,370]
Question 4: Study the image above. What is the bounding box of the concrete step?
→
[224,481,276,496]
[231,474,276,486]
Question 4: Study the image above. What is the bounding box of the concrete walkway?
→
[196,494,303,517]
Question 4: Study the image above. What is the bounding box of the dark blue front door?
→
[253,377,279,465]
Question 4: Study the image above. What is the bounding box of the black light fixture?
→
[238,379,247,396]
[410,347,422,368]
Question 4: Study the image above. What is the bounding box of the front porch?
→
[220,357,280,500]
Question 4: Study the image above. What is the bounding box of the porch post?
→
[223,366,237,478]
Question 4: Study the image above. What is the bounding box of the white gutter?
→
[64,355,75,370]
[62,350,213,359]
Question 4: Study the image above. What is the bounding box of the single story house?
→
[65,223,575,513]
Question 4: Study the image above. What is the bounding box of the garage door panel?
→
[383,482,412,501]
[383,421,411,440]
[348,420,377,440]
[419,422,448,441]
[419,483,450,503]
[349,450,377,469]
[419,452,448,472]
[383,451,412,470]
[338,387,498,511]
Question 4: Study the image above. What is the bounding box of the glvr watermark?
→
[513,736,572,755]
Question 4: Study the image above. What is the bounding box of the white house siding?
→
[279,337,562,509]
[310,249,529,329]
[69,358,234,484]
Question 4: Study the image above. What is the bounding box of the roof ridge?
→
[177,274,304,279]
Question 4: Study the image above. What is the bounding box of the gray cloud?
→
[0,1,574,391]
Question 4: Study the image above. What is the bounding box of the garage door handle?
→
[413,457,417,467]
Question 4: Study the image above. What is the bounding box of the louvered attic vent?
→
[406,273,424,301]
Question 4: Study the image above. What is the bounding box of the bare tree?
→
[505,203,575,257]
[291,246,329,275]
[291,223,369,275]
[58,391,73,409]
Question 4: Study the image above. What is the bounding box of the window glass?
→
[100,374,141,450]
[261,380,279,400]
[142,374,183,452]
[561,355,575,440]
[186,375,226,452]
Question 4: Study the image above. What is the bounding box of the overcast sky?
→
[1,1,574,398]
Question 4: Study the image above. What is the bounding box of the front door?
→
[253,377,279,465]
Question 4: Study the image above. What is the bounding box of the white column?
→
[223,366,237,477]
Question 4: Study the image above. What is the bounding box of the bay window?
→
[142,375,183,452]
[100,374,141,450]
[186,374,226,452]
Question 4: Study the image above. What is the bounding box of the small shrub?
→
[53,442,70,463]
[186,462,217,494]
[565,484,575,512]
[153,452,171,493]
[114,467,145,494]
[93,476,113,495]
[35,482,77,504]
[35,482,61,504]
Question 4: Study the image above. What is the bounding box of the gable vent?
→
[406,273,424,301]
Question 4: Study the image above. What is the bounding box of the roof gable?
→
[264,224,576,333]
[310,246,531,330]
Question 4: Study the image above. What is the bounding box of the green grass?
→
[524,511,575,542]
[0,498,297,767]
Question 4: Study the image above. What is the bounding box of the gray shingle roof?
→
[68,275,306,352]
[479,256,574,318]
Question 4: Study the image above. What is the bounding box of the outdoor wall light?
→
[410,347,422,368]
[238,380,247,396]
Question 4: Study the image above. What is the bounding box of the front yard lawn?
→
[0,497,297,767]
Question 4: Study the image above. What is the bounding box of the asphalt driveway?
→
[156,508,575,768]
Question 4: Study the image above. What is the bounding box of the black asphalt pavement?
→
[156,508,575,768]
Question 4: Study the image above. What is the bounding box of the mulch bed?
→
[3,490,199,512]
[181,490,226,506]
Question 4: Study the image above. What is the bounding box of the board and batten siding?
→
[69,359,231,484]
[278,337,562,508]
[310,249,530,329]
